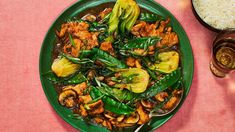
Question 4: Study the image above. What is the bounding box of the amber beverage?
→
[210,29,235,78]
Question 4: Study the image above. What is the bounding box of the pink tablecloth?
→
[0,0,234,132]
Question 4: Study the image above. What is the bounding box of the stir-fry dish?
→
[43,0,183,130]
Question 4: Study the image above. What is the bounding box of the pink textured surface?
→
[0,0,234,132]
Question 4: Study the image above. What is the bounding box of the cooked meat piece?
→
[75,30,91,40]
[131,21,147,37]
[100,41,115,56]
[135,59,142,68]
[131,18,178,49]
[94,117,104,124]
[59,21,99,55]
[63,38,82,57]
[72,39,82,57]
[140,23,157,37]
[79,104,88,117]
[156,31,179,48]
[152,18,170,36]
[105,77,116,86]
[136,103,150,124]
[57,21,90,38]
[126,57,135,67]
[148,45,155,55]
[75,31,99,50]
[107,81,116,86]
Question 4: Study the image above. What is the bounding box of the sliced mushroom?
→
[73,82,87,94]
[63,82,87,96]
[136,103,150,124]
[117,115,125,122]
[82,14,97,22]
[172,89,183,96]
[135,59,142,68]
[109,115,125,125]
[87,70,96,80]
[114,123,136,128]
[125,112,140,124]
[85,100,104,115]
[154,92,168,102]
[58,89,77,108]
[164,96,178,110]
[104,114,115,120]
[141,99,154,109]
[102,120,112,130]
[104,111,117,120]
[97,76,105,81]
[78,95,92,104]
[133,49,147,56]
[98,8,112,20]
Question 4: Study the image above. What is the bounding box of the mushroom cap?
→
[58,89,78,108]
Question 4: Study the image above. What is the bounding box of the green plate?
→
[39,0,194,131]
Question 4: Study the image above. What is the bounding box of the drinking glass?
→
[210,29,235,78]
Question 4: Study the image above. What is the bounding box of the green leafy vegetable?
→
[99,85,138,101]
[90,86,134,115]
[122,37,161,50]
[94,77,137,101]
[79,50,94,59]
[149,51,180,73]
[150,94,173,114]
[139,12,164,22]
[88,21,108,32]
[51,57,80,77]
[92,48,127,68]
[108,0,140,34]
[68,34,76,47]
[98,31,109,43]
[141,57,159,80]
[114,68,149,93]
[100,12,111,23]
[42,72,86,85]
[140,68,181,98]
[62,53,94,64]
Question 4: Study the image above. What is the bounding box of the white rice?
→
[193,0,235,30]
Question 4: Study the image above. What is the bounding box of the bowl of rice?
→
[192,0,235,32]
